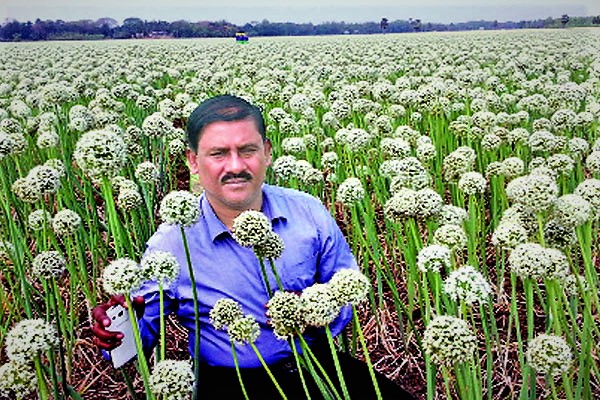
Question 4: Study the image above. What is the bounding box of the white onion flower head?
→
[321,151,339,170]
[5,318,59,364]
[443,265,492,306]
[415,188,443,219]
[329,268,370,306]
[135,161,160,184]
[210,298,244,330]
[27,165,61,195]
[28,209,52,231]
[73,129,127,181]
[506,173,558,213]
[0,361,38,398]
[232,210,272,247]
[384,188,418,221]
[102,258,145,295]
[526,334,572,377]
[254,231,285,260]
[336,177,365,206]
[458,171,487,195]
[544,219,577,248]
[434,224,468,252]
[300,283,340,327]
[32,250,66,280]
[508,243,552,280]
[491,222,528,250]
[117,188,143,212]
[228,315,261,345]
[52,209,82,236]
[12,177,41,203]
[574,179,600,219]
[266,291,306,339]
[272,155,297,179]
[159,191,200,227]
[438,205,468,226]
[586,151,600,174]
[423,315,477,367]
[501,157,525,179]
[546,153,574,177]
[561,274,590,296]
[552,194,592,228]
[417,244,451,273]
[545,247,570,280]
[149,360,195,400]
[141,250,180,286]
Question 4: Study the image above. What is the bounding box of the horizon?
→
[2,1,600,26]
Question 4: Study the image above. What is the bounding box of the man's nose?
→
[226,152,244,172]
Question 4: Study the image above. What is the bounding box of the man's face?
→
[186,117,272,215]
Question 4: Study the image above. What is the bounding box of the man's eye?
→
[211,151,225,157]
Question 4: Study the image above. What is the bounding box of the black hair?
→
[186,94,266,152]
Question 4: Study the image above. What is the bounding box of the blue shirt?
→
[135,184,358,368]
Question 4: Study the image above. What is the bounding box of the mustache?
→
[221,172,252,183]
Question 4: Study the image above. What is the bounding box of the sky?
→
[2,0,599,25]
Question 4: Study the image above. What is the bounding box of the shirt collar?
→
[201,184,288,242]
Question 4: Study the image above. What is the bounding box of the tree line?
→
[1,15,599,41]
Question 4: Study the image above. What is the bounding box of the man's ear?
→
[186,149,199,174]
[264,138,272,166]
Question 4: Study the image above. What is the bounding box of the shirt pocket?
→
[277,253,318,291]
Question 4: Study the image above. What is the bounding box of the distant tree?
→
[409,18,421,32]
[380,17,389,32]
[593,15,600,24]
[561,14,570,27]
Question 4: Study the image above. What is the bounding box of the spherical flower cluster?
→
[232,210,272,247]
[149,360,195,400]
[384,188,418,222]
[28,209,53,231]
[272,155,297,180]
[415,188,443,219]
[159,191,200,227]
[44,158,65,178]
[543,219,577,248]
[545,247,570,280]
[301,167,324,185]
[561,274,590,296]
[73,129,127,181]
[508,243,551,280]
[141,250,180,286]
[481,133,502,152]
[491,222,528,249]
[300,283,340,327]
[336,177,365,206]
[568,137,589,159]
[422,315,477,367]
[32,250,66,280]
[586,151,600,175]
[417,244,451,273]
[102,258,145,295]
[135,161,160,184]
[52,209,82,236]
[501,157,525,179]
[266,291,306,339]
[12,177,42,203]
[416,140,437,162]
[546,153,574,177]
[28,165,61,195]
[209,298,244,330]
[526,334,572,377]
[5,319,59,364]
[434,224,468,252]
[574,179,600,219]
[379,138,411,159]
[528,130,557,153]
[254,231,285,260]
[329,269,370,306]
[228,315,261,345]
[142,112,173,137]
[551,194,592,228]
[443,146,476,181]
[388,157,431,191]
[437,205,468,226]
[506,173,558,213]
[281,137,307,155]
[0,361,38,398]
[117,188,143,212]
[443,265,492,306]
[458,172,487,195]
[321,152,339,170]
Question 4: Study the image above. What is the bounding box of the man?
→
[92,95,415,399]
